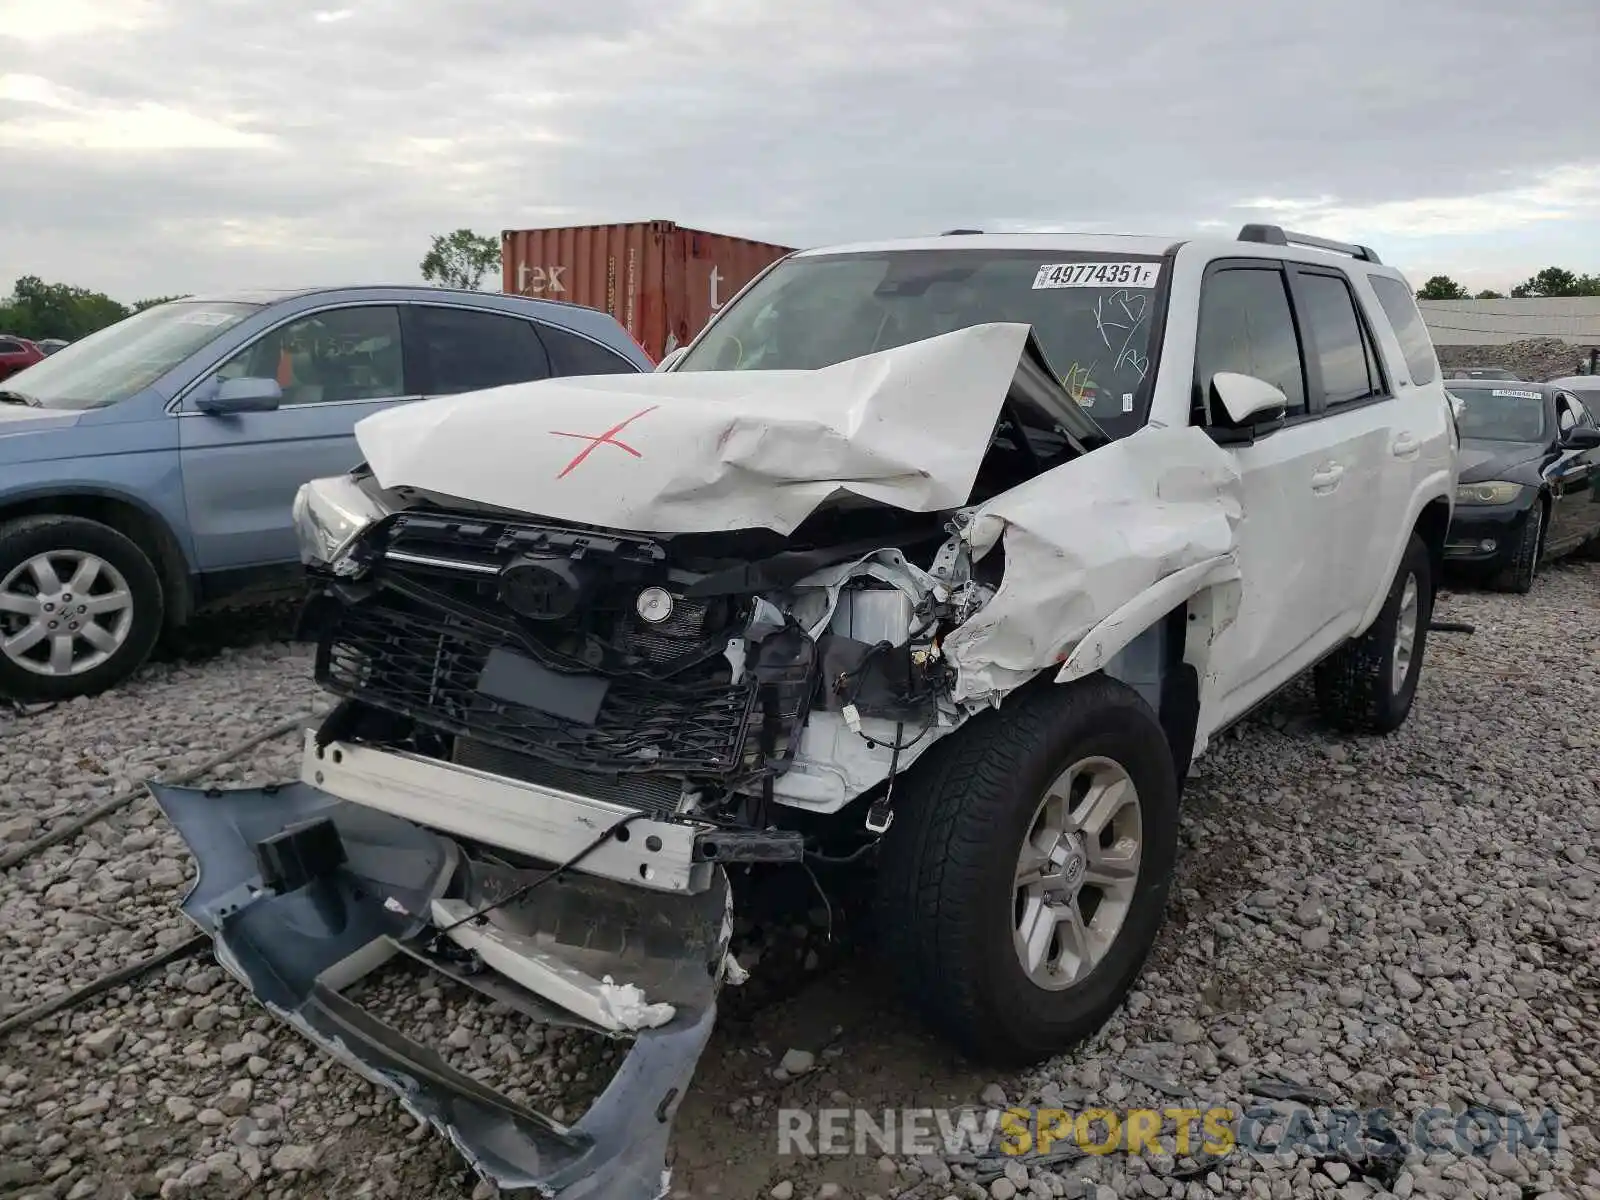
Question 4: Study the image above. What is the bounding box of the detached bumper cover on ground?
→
[151,777,733,1199]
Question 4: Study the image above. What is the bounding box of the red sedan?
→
[0,335,44,382]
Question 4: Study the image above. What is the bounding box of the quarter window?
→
[1295,271,1385,406]
[217,306,404,405]
[1195,267,1307,420]
[414,307,550,395]
[1369,276,1438,386]
[537,322,639,376]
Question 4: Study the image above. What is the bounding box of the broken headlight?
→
[293,473,388,574]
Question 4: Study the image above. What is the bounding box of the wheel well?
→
[1091,604,1200,791]
[0,495,192,627]
[1413,497,1450,593]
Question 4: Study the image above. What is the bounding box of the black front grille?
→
[316,600,759,776]
[615,597,712,663]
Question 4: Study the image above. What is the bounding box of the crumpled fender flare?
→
[1054,554,1240,685]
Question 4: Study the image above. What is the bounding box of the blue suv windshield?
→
[675,249,1168,438]
[3,301,259,410]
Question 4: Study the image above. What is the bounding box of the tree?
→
[419,229,501,291]
[0,276,129,341]
[1416,275,1469,300]
[1510,266,1600,298]
[1474,289,1504,300]
[133,294,192,311]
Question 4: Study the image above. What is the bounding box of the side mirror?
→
[656,347,688,373]
[1209,371,1288,440]
[195,376,283,414]
[1559,425,1600,451]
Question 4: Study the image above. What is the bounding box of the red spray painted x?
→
[548,405,659,479]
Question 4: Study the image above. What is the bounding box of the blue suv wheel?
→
[0,515,165,702]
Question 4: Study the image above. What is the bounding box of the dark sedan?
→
[1444,381,1600,591]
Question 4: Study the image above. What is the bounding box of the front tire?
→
[1314,531,1432,734]
[0,516,164,702]
[1490,503,1542,593]
[875,676,1179,1066]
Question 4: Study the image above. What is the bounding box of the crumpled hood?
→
[355,323,1034,536]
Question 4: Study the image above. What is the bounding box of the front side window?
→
[1194,267,1307,419]
[1452,387,1547,442]
[676,250,1168,439]
[1369,276,1438,386]
[1555,394,1581,433]
[2,301,258,410]
[413,307,548,395]
[1295,271,1384,406]
[216,306,403,406]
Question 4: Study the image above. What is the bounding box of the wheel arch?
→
[0,490,194,628]
[1054,558,1241,784]
[1412,494,1451,598]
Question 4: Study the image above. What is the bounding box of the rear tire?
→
[1490,503,1542,593]
[1314,531,1432,734]
[0,516,164,703]
[874,676,1179,1066]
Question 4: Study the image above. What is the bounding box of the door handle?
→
[1311,463,1345,493]
[1391,432,1421,458]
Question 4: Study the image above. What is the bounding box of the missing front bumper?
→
[150,779,733,1198]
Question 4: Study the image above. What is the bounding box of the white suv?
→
[159,225,1457,1197]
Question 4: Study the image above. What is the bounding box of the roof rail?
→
[941,228,984,235]
[1237,223,1381,265]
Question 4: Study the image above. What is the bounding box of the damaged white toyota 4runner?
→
[154,226,1458,1197]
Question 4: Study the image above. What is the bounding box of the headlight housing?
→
[1455,481,1525,506]
[293,473,388,574]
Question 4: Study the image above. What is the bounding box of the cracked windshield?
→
[678,250,1165,438]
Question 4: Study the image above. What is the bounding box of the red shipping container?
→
[501,221,796,362]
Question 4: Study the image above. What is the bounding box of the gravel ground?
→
[1,564,1596,1200]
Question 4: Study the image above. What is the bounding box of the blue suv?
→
[0,286,652,701]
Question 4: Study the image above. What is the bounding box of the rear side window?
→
[1194,267,1307,418]
[537,322,638,376]
[0,339,24,353]
[414,307,550,395]
[1369,276,1438,386]
[1293,271,1385,406]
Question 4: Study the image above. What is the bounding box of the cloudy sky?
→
[1,0,1597,303]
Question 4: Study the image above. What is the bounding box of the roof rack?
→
[1237,224,1381,265]
[941,228,984,235]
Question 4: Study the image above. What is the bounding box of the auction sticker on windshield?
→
[1033,262,1161,289]
[1490,389,1543,400]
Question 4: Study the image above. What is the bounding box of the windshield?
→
[1450,387,1548,442]
[2,301,259,410]
[676,249,1168,439]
